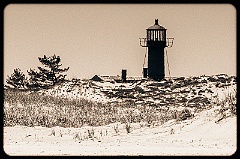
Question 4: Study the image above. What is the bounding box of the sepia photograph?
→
[3,4,236,156]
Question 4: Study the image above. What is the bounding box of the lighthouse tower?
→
[140,19,173,81]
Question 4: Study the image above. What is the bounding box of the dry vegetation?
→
[214,90,237,123]
[4,74,236,133]
[4,88,195,129]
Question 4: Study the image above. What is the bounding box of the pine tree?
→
[26,69,45,90]
[37,54,69,86]
[6,55,69,90]
[6,68,26,89]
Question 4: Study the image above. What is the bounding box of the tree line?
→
[6,54,69,90]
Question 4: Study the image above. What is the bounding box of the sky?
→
[4,4,236,83]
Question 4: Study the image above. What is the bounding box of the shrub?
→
[125,123,131,133]
[215,89,237,123]
[178,108,192,121]
[6,68,27,89]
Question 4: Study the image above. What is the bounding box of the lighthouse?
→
[140,19,174,81]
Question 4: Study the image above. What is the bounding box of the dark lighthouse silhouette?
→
[140,19,174,81]
[92,19,173,83]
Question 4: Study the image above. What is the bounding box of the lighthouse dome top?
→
[147,19,166,30]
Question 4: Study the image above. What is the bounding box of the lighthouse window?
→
[154,31,156,40]
[163,30,166,41]
[160,31,162,41]
[147,30,150,40]
[160,30,165,41]
[151,32,153,40]
[155,30,157,41]
[147,30,166,41]
[163,31,165,41]
[149,30,151,40]
[154,30,156,41]
[148,30,150,40]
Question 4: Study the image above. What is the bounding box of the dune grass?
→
[4,76,236,128]
[3,88,193,128]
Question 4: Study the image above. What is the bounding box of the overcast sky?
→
[4,4,236,83]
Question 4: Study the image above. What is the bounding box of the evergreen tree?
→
[27,54,69,90]
[26,69,45,90]
[37,54,69,86]
[6,68,26,89]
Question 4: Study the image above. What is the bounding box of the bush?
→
[215,89,236,123]
[6,68,26,89]
[178,108,192,121]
